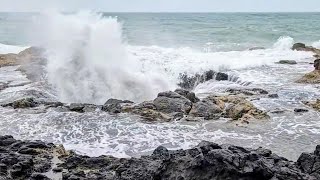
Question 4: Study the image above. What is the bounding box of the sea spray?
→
[29,11,171,104]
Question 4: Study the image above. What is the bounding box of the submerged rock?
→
[278,60,297,65]
[226,88,269,96]
[294,108,309,113]
[248,47,265,50]
[2,97,38,109]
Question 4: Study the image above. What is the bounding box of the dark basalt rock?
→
[174,89,200,103]
[215,72,229,81]
[0,136,319,179]
[226,88,269,96]
[314,59,320,70]
[292,43,306,50]
[153,91,192,114]
[292,43,320,55]
[60,141,316,180]
[268,94,279,98]
[178,70,229,90]
[294,108,309,113]
[278,60,297,65]
[297,145,320,179]
[188,99,222,120]
[102,99,133,114]
[248,47,265,51]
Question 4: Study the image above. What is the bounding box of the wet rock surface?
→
[0,47,45,68]
[296,59,320,84]
[303,99,320,111]
[177,70,229,90]
[292,43,320,55]
[277,60,297,65]
[0,136,319,180]
[0,89,269,123]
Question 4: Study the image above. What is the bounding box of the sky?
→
[1,0,320,12]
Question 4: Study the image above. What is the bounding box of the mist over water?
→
[29,11,171,104]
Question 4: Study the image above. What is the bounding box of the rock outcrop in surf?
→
[296,59,320,84]
[1,88,269,123]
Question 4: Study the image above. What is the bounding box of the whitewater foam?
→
[29,11,171,104]
[25,11,314,103]
[0,43,28,54]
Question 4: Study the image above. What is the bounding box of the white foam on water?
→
[24,10,314,104]
[130,36,313,88]
[0,43,28,54]
[312,40,320,49]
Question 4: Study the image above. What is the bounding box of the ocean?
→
[0,12,319,160]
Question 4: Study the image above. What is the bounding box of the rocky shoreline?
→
[0,43,320,179]
[0,135,318,180]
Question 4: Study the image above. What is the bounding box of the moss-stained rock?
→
[296,59,320,84]
[207,95,269,121]
[303,99,320,111]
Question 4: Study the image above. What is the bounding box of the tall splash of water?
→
[30,11,171,104]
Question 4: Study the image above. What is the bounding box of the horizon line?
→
[0,11,319,13]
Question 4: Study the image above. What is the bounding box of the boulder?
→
[292,43,320,55]
[153,91,192,114]
[278,60,297,65]
[102,99,133,114]
[297,145,320,179]
[248,47,265,51]
[188,99,222,120]
[215,72,228,81]
[174,89,199,103]
[292,43,306,50]
[207,95,269,121]
[296,59,320,84]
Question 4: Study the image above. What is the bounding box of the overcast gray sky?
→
[1,0,320,12]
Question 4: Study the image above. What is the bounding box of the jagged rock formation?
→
[177,70,229,90]
[2,88,269,123]
[0,135,319,180]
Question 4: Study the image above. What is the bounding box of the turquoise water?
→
[1,12,320,50]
